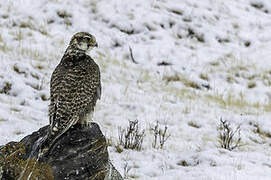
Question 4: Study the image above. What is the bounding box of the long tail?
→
[42,115,79,155]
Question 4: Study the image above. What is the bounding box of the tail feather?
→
[39,115,79,157]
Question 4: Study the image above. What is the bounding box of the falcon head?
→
[69,32,98,52]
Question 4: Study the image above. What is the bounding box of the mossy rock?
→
[0,123,123,180]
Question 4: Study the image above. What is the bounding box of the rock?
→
[0,123,123,180]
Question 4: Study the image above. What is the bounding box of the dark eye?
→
[85,36,90,41]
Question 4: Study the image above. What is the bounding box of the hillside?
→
[0,0,271,179]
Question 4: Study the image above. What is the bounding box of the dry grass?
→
[188,121,201,128]
[250,122,271,139]
[199,73,209,81]
[163,73,201,89]
[204,91,261,111]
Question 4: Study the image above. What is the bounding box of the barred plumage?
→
[41,32,101,154]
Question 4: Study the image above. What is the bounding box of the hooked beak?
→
[94,43,98,47]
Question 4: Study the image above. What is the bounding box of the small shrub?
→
[187,28,205,43]
[170,9,183,16]
[57,10,72,19]
[150,121,170,149]
[217,38,230,43]
[218,118,241,151]
[199,73,209,81]
[188,121,201,128]
[248,81,256,89]
[244,41,251,47]
[0,82,12,95]
[123,161,132,179]
[118,120,145,151]
[40,94,48,101]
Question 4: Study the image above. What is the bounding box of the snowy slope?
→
[1,0,271,179]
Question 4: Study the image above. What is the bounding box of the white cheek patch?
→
[85,47,94,56]
[78,42,89,51]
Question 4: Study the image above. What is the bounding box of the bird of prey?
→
[40,32,101,155]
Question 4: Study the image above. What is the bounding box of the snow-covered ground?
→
[1,0,271,179]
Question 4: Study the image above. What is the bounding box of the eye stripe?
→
[84,36,91,41]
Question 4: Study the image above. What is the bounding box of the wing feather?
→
[48,54,101,140]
